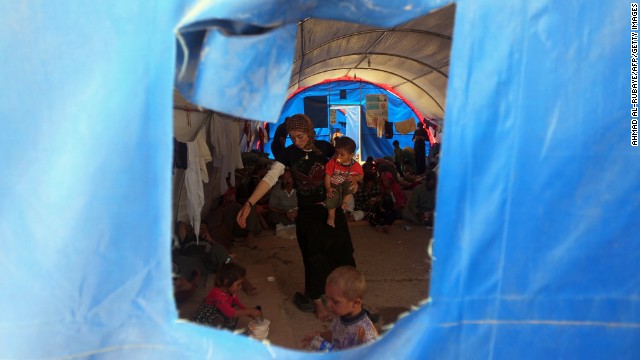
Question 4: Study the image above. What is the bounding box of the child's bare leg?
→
[342,193,353,210]
[327,208,336,227]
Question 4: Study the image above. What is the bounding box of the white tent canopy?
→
[288,4,454,121]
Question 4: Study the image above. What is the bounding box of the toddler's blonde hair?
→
[326,266,366,301]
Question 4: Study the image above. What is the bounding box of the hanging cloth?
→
[376,118,385,138]
[366,115,376,129]
[185,140,204,238]
[255,121,266,152]
[243,121,252,151]
[395,118,416,135]
[196,128,212,183]
[210,113,244,195]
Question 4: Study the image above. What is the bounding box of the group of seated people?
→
[171,220,258,304]
[170,143,439,351]
[220,145,439,237]
[230,167,299,234]
[171,160,300,302]
[170,162,381,351]
[173,150,438,299]
[351,155,438,232]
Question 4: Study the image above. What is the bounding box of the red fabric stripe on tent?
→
[288,77,437,144]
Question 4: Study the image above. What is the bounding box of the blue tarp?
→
[1,1,638,359]
[267,80,424,160]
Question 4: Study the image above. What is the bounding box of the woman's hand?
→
[236,202,252,228]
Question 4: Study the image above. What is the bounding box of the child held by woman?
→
[192,263,261,330]
[324,137,363,227]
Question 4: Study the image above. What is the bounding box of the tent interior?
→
[172,4,453,226]
[2,0,636,358]
[286,6,453,122]
[176,5,453,163]
[269,78,441,161]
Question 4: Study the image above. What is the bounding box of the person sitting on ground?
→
[175,221,230,275]
[175,221,257,294]
[367,171,407,233]
[361,156,377,178]
[375,156,420,187]
[397,162,423,190]
[302,266,379,351]
[401,146,416,174]
[267,168,298,227]
[379,171,407,211]
[353,173,380,218]
[201,221,258,294]
[222,186,263,242]
[324,136,364,227]
[192,263,262,330]
[401,170,437,226]
[374,157,399,181]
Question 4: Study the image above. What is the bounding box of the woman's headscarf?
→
[380,171,407,209]
[286,114,321,153]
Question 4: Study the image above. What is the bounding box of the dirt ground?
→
[176,211,432,351]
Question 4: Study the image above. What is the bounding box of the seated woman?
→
[361,156,377,178]
[367,171,407,233]
[401,170,437,226]
[353,173,380,218]
[267,168,298,227]
[398,162,424,190]
[175,221,230,274]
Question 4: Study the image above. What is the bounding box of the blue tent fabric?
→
[1,1,639,359]
[267,80,423,159]
[174,0,440,123]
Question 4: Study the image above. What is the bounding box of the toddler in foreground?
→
[302,266,379,351]
[192,263,261,330]
[324,136,363,227]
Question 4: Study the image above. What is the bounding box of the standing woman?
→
[237,114,356,321]
[413,122,428,175]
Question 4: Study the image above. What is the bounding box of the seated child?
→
[175,221,257,295]
[192,263,261,330]
[302,266,379,351]
[324,137,364,227]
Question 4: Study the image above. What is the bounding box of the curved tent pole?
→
[294,67,443,113]
[292,28,452,64]
[288,52,449,82]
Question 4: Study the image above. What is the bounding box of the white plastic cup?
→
[248,319,270,340]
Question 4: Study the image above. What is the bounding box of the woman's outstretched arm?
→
[237,162,285,227]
